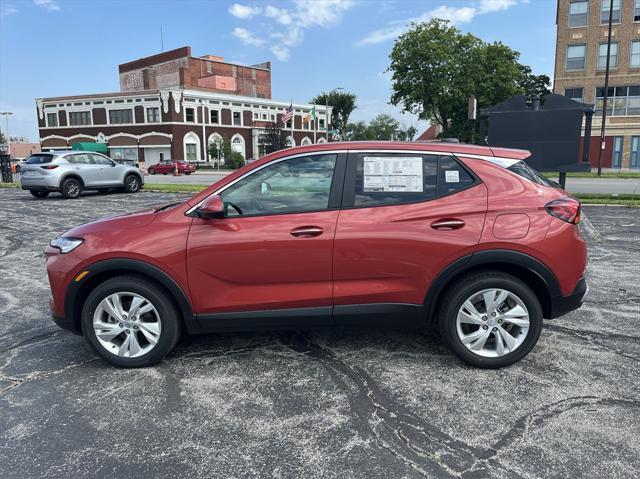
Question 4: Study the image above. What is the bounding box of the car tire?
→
[60,178,82,199]
[185,172,191,175]
[124,174,141,193]
[81,275,182,368]
[438,271,543,369]
[29,190,50,198]
[148,168,156,175]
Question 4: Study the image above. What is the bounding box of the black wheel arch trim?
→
[64,258,194,333]
[424,249,562,322]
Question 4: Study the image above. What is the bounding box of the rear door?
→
[333,151,488,311]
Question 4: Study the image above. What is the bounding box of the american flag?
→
[282,103,293,124]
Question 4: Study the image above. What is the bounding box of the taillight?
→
[545,196,581,224]
[40,164,59,170]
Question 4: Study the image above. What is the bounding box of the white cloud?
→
[232,27,265,46]
[356,0,522,46]
[33,0,60,12]
[1,4,18,16]
[229,3,261,19]
[229,0,355,61]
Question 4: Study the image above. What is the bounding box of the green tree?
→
[388,19,550,142]
[207,137,244,169]
[344,121,369,140]
[310,89,357,140]
[262,122,287,155]
[367,114,400,140]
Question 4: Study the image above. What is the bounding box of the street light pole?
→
[597,0,614,177]
[0,112,13,156]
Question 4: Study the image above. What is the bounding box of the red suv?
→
[147,160,196,175]
[44,142,587,368]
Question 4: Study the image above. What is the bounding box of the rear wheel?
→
[29,190,49,198]
[124,174,141,193]
[438,271,543,368]
[81,275,181,368]
[148,167,156,175]
[185,172,191,175]
[61,178,82,199]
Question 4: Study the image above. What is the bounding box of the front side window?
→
[109,109,133,124]
[565,87,584,102]
[69,111,91,126]
[601,0,622,24]
[349,154,473,208]
[598,42,619,69]
[90,154,115,165]
[220,154,337,216]
[566,44,586,69]
[46,112,58,127]
[569,0,589,27]
[146,107,160,123]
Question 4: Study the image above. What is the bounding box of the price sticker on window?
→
[363,157,423,192]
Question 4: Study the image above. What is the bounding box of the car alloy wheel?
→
[62,178,82,199]
[92,292,162,358]
[125,175,140,193]
[455,288,530,358]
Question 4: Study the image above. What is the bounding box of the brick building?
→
[554,0,640,169]
[36,47,330,165]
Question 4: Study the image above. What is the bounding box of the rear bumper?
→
[549,276,588,319]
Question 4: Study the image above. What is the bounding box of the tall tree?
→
[310,89,357,140]
[367,114,400,140]
[262,122,287,154]
[388,19,550,142]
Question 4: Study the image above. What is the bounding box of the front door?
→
[333,152,487,310]
[186,152,345,321]
[89,153,121,185]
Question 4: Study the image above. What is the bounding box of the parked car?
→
[45,141,587,368]
[20,151,143,199]
[147,160,196,175]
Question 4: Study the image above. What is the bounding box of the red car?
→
[45,141,587,368]
[147,160,196,175]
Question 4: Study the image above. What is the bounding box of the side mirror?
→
[197,194,225,219]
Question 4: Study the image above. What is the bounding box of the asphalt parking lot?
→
[0,188,638,479]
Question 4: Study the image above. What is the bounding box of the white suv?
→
[20,151,144,199]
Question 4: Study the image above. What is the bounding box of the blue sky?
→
[0,0,557,140]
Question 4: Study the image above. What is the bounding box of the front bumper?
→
[51,310,82,335]
[549,276,588,319]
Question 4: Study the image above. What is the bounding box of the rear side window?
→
[25,154,53,164]
[67,154,90,165]
[507,161,558,188]
[348,154,476,208]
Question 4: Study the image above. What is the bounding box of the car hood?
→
[62,207,157,238]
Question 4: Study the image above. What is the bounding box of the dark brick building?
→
[36,46,330,166]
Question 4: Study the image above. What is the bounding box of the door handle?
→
[431,219,465,230]
[290,226,324,237]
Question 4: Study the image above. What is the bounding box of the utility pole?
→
[0,112,13,156]
[597,0,614,177]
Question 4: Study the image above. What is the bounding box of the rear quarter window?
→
[507,161,559,188]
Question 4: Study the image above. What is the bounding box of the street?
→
[0,188,638,478]
[143,170,640,195]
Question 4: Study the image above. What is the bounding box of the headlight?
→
[50,237,84,254]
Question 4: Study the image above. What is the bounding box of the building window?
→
[110,147,138,162]
[185,108,195,123]
[109,109,133,124]
[598,42,618,69]
[566,44,586,69]
[601,0,621,24]
[565,87,584,102]
[46,112,58,127]
[631,136,640,167]
[210,110,220,124]
[596,85,640,116]
[185,143,198,162]
[207,62,213,74]
[635,0,640,21]
[569,0,589,27]
[631,41,640,67]
[69,111,91,126]
[146,107,160,123]
[251,69,256,80]
[232,111,242,126]
[613,136,624,168]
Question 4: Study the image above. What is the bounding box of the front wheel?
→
[81,275,181,367]
[29,190,50,198]
[438,271,543,369]
[148,167,156,175]
[124,174,141,193]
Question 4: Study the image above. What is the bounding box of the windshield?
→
[507,161,559,188]
[25,154,54,164]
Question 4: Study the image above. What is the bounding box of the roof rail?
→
[416,138,461,144]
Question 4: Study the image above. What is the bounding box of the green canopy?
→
[71,142,109,154]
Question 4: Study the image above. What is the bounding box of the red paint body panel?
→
[45,141,587,327]
[150,161,196,174]
[333,184,488,305]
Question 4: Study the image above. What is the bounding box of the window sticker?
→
[445,170,460,183]
[363,157,423,192]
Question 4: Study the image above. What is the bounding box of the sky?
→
[0,0,557,141]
